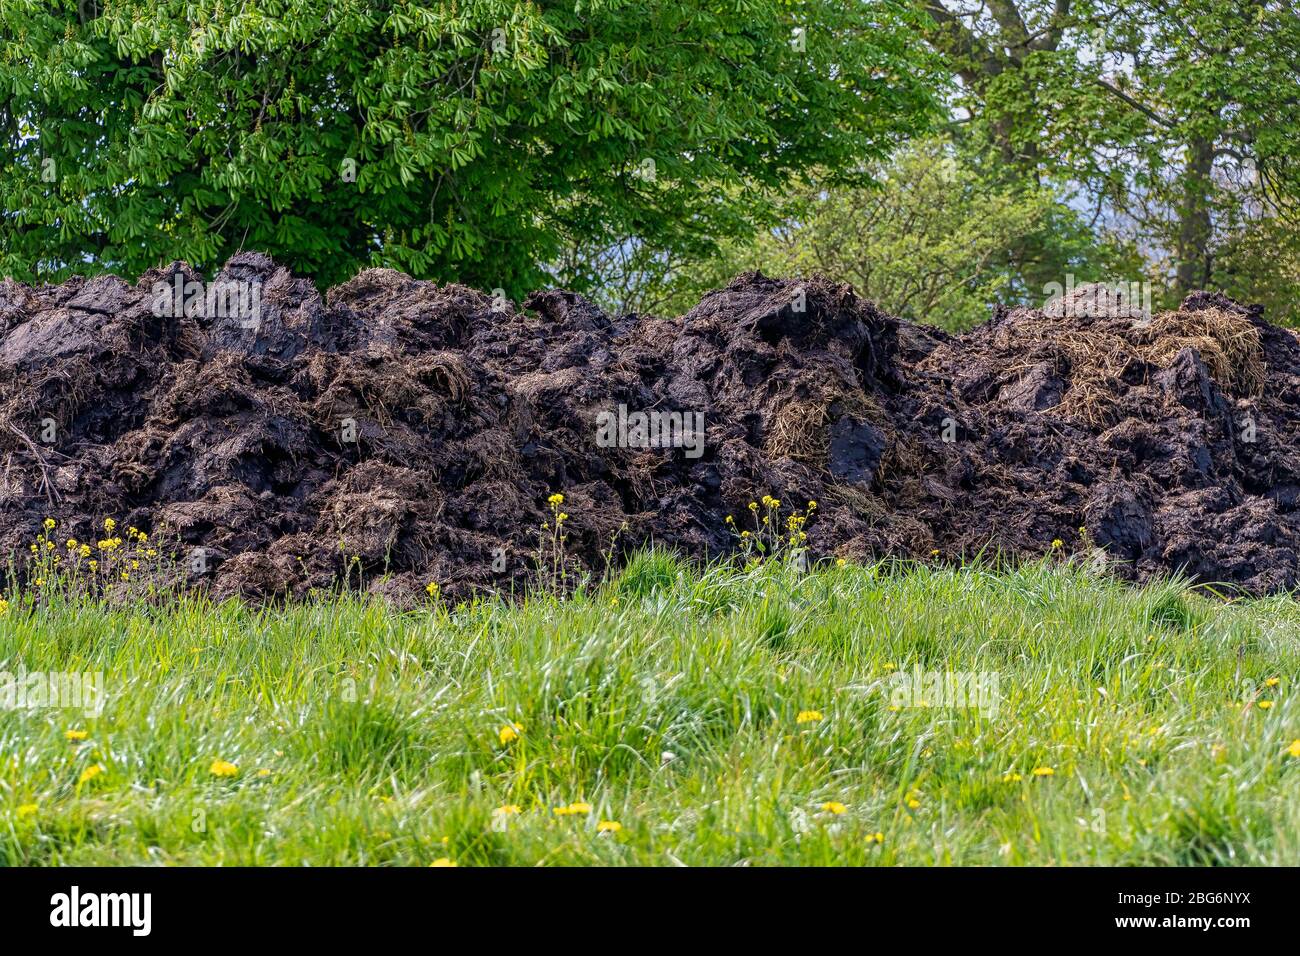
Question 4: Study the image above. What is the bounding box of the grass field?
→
[2,552,1299,866]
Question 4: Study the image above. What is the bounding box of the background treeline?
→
[2,1,1298,329]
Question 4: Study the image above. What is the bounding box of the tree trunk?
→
[1175,137,1214,297]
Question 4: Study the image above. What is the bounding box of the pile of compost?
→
[2,253,1298,601]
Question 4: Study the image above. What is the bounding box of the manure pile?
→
[3,252,1299,601]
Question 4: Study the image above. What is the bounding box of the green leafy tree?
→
[0,0,937,294]
[657,137,1140,329]
[917,0,1300,301]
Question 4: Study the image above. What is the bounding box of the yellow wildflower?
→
[547,493,564,506]
[1265,677,1280,687]
[44,518,55,530]
[596,820,622,833]
[104,518,115,532]
[494,804,523,816]
[821,801,847,815]
[425,581,440,598]
[77,764,104,785]
[1258,701,1274,710]
[498,723,522,745]
[796,709,823,724]
[1287,740,1300,758]
[65,729,89,741]
[1032,766,1055,776]
[209,759,239,777]
[1051,539,1063,549]
[17,803,38,818]
[429,858,457,867]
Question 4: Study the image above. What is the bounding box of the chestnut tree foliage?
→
[0,0,937,294]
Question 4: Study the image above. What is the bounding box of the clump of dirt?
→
[2,260,1298,601]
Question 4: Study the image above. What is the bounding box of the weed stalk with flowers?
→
[534,492,572,591]
[5,516,169,606]
[725,495,816,570]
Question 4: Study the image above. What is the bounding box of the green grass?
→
[2,552,1299,866]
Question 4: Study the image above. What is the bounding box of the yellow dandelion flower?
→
[1265,677,1280,687]
[1258,700,1274,710]
[65,729,88,741]
[567,801,592,814]
[17,803,38,818]
[821,801,847,815]
[835,557,846,567]
[209,759,239,777]
[906,798,921,809]
[256,768,272,778]
[796,709,823,724]
[1287,740,1300,758]
[429,858,457,867]
[596,820,622,833]
[870,831,884,844]
[494,804,523,816]
[77,764,104,785]
[1031,766,1055,776]
[498,723,522,745]
[1002,772,1022,782]
[425,581,440,598]
[553,805,572,816]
